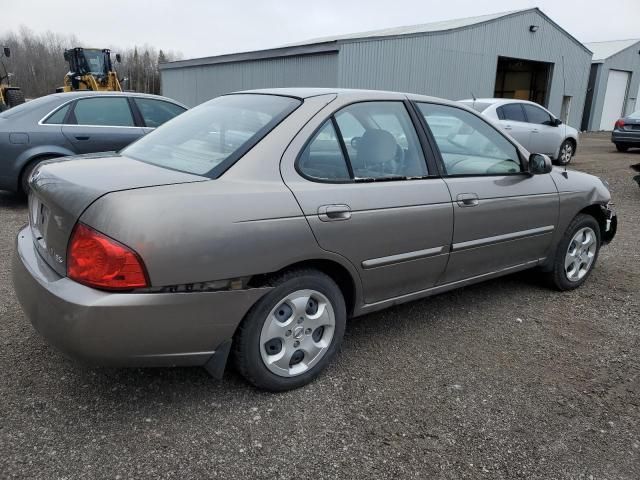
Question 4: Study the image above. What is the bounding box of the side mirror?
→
[553,118,562,127]
[3,47,10,58]
[115,53,122,63]
[528,153,552,175]
[63,50,70,62]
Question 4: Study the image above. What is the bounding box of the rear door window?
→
[72,97,135,127]
[298,121,351,181]
[134,98,186,128]
[44,104,71,124]
[498,103,527,122]
[334,102,428,180]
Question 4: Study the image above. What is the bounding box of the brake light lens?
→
[67,223,148,290]
[615,119,625,129]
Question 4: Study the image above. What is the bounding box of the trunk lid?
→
[29,154,207,276]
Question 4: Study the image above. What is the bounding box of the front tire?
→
[233,269,346,391]
[546,214,601,291]
[557,139,574,165]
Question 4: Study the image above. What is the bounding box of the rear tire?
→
[20,156,59,195]
[557,139,574,165]
[5,89,25,108]
[615,144,629,152]
[545,214,601,291]
[232,269,346,391]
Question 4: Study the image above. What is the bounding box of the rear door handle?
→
[75,136,90,141]
[318,204,351,222]
[456,193,479,207]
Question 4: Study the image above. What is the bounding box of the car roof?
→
[458,98,546,108]
[233,87,462,108]
[46,90,186,106]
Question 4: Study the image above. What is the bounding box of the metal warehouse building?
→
[581,39,640,131]
[160,8,592,129]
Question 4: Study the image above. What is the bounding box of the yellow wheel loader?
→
[60,47,123,92]
[0,46,26,111]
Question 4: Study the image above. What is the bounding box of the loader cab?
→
[64,48,112,78]
[62,48,122,92]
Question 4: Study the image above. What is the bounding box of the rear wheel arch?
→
[19,153,65,193]
[248,259,359,317]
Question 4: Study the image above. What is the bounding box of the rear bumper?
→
[611,130,640,144]
[12,225,270,368]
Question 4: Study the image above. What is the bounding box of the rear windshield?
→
[629,111,640,119]
[122,94,301,177]
[0,95,59,119]
[459,101,492,113]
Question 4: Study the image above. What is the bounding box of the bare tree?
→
[0,26,182,98]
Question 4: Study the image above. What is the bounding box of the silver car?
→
[13,88,617,391]
[0,91,186,193]
[460,98,579,165]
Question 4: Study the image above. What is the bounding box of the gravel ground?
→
[1,133,639,479]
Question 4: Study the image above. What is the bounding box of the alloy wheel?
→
[560,142,573,164]
[564,227,597,282]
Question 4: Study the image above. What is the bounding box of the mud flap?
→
[203,340,232,380]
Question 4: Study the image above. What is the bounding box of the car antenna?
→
[471,92,477,110]
[561,55,568,178]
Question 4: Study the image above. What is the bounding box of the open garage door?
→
[600,70,630,130]
[494,57,552,107]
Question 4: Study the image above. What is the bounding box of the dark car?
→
[0,91,187,193]
[612,111,640,152]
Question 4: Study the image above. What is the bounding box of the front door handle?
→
[456,193,479,207]
[504,124,513,131]
[318,204,351,222]
[75,136,90,141]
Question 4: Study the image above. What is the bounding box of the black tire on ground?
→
[615,144,629,152]
[545,213,601,291]
[556,139,575,165]
[5,89,25,108]
[232,269,346,391]
[20,156,59,195]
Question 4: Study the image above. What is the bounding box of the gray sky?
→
[3,0,639,59]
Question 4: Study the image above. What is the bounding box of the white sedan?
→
[459,98,578,165]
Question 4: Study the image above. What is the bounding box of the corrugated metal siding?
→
[584,41,640,130]
[161,53,338,107]
[337,10,591,129]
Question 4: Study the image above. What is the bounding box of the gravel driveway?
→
[1,133,638,479]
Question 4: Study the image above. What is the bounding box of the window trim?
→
[295,100,435,184]
[38,95,186,129]
[131,97,188,128]
[413,100,528,178]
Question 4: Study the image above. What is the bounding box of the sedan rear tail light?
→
[614,119,625,129]
[67,223,149,290]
